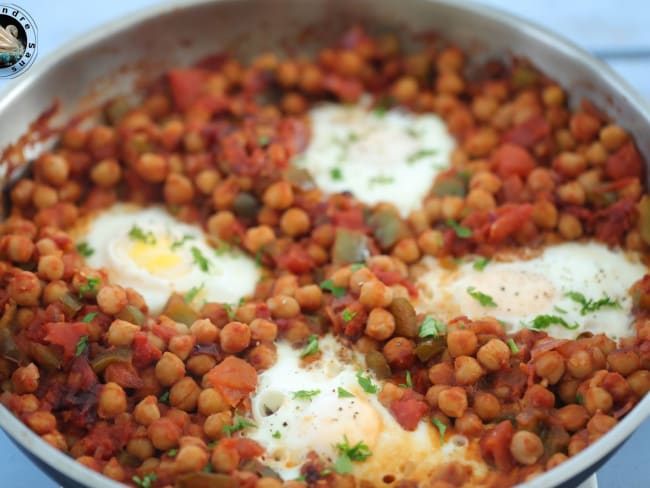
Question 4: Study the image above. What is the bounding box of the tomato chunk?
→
[492,143,537,178]
[389,397,429,431]
[480,420,515,470]
[208,356,258,407]
[167,69,208,111]
[44,322,88,360]
[605,141,644,181]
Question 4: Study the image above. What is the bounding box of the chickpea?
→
[107,319,140,347]
[587,413,617,439]
[584,386,613,415]
[454,356,484,385]
[473,391,500,421]
[277,60,300,87]
[365,308,396,341]
[392,76,419,103]
[96,285,127,315]
[176,444,209,473]
[248,343,278,371]
[428,363,454,385]
[248,318,278,343]
[262,181,294,210]
[98,382,127,419]
[455,411,483,436]
[558,213,583,240]
[280,208,310,237]
[164,173,194,205]
[293,285,322,312]
[211,440,240,473]
[447,329,478,357]
[156,352,186,387]
[418,229,444,256]
[11,179,35,207]
[556,404,588,432]
[4,234,34,264]
[532,199,558,230]
[187,355,217,376]
[244,225,275,253]
[38,154,69,187]
[466,188,496,211]
[204,411,233,439]
[476,339,510,371]
[438,387,468,418]
[103,457,125,482]
[168,335,195,361]
[190,318,218,344]
[8,271,41,306]
[37,254,64,281]
[196,169,221,195]
[267,295,300,319]
[135,153,168,182]
[382,337,415,369]
[566,349,593,379]
[148,417,182,450]
[440,196,464,221]
[32,184,58,209]
[628,370,650,397]
[599,124,628,151]
[359,280,393,308]
[170,376,201,412]
[90,158,122,187]
[11,363,39,394]
[134,396,161,426]
[257,478,283,488]
[220,321,252,353]
[510,430,543,465]
[607,350,640,376]
[535,351,565,384]
[198,388,229,416]
[26,411,57,435]
[556,181,586,206]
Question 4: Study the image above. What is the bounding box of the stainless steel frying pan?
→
[1,1,650,487]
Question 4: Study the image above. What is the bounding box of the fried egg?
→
[246,335,489,486]
[415,242,647,339]
[72,204,260,313]
[294,100,455,216]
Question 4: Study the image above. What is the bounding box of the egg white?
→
[294,99,456,216]
[245,335,488,485]
[414,242,647,339]
[73,204,260,314]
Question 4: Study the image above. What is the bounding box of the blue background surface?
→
[1,1,650,487]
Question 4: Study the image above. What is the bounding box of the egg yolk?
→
[126,237,185,277]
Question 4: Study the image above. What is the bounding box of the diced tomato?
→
[275,244,315,274]
[492,143,537,178]
[44,322,88,360]
[502,115,550,148]
[330,206,365,230]
[372,269,419,298]
[323,74,363,103]
[104,362,143,389]
[152,323,179,342]
[132,331,162,369]
[167,69,208,111]
[67,356,98,391]
[480,420,515,471]
[235,438,265,458]
[389,397,429,431]
[605,142,644,181]
[207,356,258,407]
[592,198,636,246]
[488,204,533,244]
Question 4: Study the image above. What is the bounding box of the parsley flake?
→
[128,225,156,245]
[319,279,346,297]
[81,312,97,323]
[300,334,319,358]
[565,291,621,316]
[399,371,413,389]
[431,418,447,446]
[526,314,580,331]
[75,336,88,356]
[507,338,520,354]
[472,257,490,271]
[76,241,94,258]
[223,417,257,437]
[337,387,354,398]
[446,219,472,238]
[356,370,379,394]
[407,148,438,164]
[576,393,584,404]
[167,448,178,457]
[333,436,372,474]
[132,473,157,488]
[223,303,236,320]
[272,430,281,439]
[466,286,497,307]
[191,246,212,272]
[419,316,447,338]
[214,241,232,256]
[342,309,357,323]
[79,277,100,296]
[158,391,169,404]
[368,175,395,187]
[184,283,204,304]
[258,135,271,146]
[292,389,321,400]
[171,234,194,250]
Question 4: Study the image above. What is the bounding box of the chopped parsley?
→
[431,418,447,446]
[330,167,342,181]
[158,391,169,404]
[419,315,447,338]
[333,436,372,474]
[565,291,621,316]
[446,219,472,238]
[554,305,568,314]
[319,279,346,297]
[507,338,520,354]
[342,309,357,323]
[81,312,97,323]
[399,371,413,389]
[373,97,393,117]
[191,246,212,272]
[292,389,321,400]
[258,135,271,146]
[356,370,379,394]
[132,473,157,488]
[294,475,307,482]
[300,334,319,358]
[337,387,354,398]
[472,257,490,271]
[203,464,213,473]
[350,263,365,272]
[368,175,395,187]
[171,234,194,250]
[255,248,264,268]
[576,393,584,405]
[184,283,204,304]
[223,303,236,320]
[466,287,497,307]
[527,314,580,331]
[79,277,100,296]
[75,336,88,356]
[76,241,94,258]
[214,241,232,255]
[407,148,438,164]
[167,448,178,457]
[128,225,156,245]
[223,417,257,437]
[272,430,281,439]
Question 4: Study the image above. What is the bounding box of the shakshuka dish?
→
[1,25,649,488]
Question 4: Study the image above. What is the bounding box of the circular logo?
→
[0,4,37,78]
